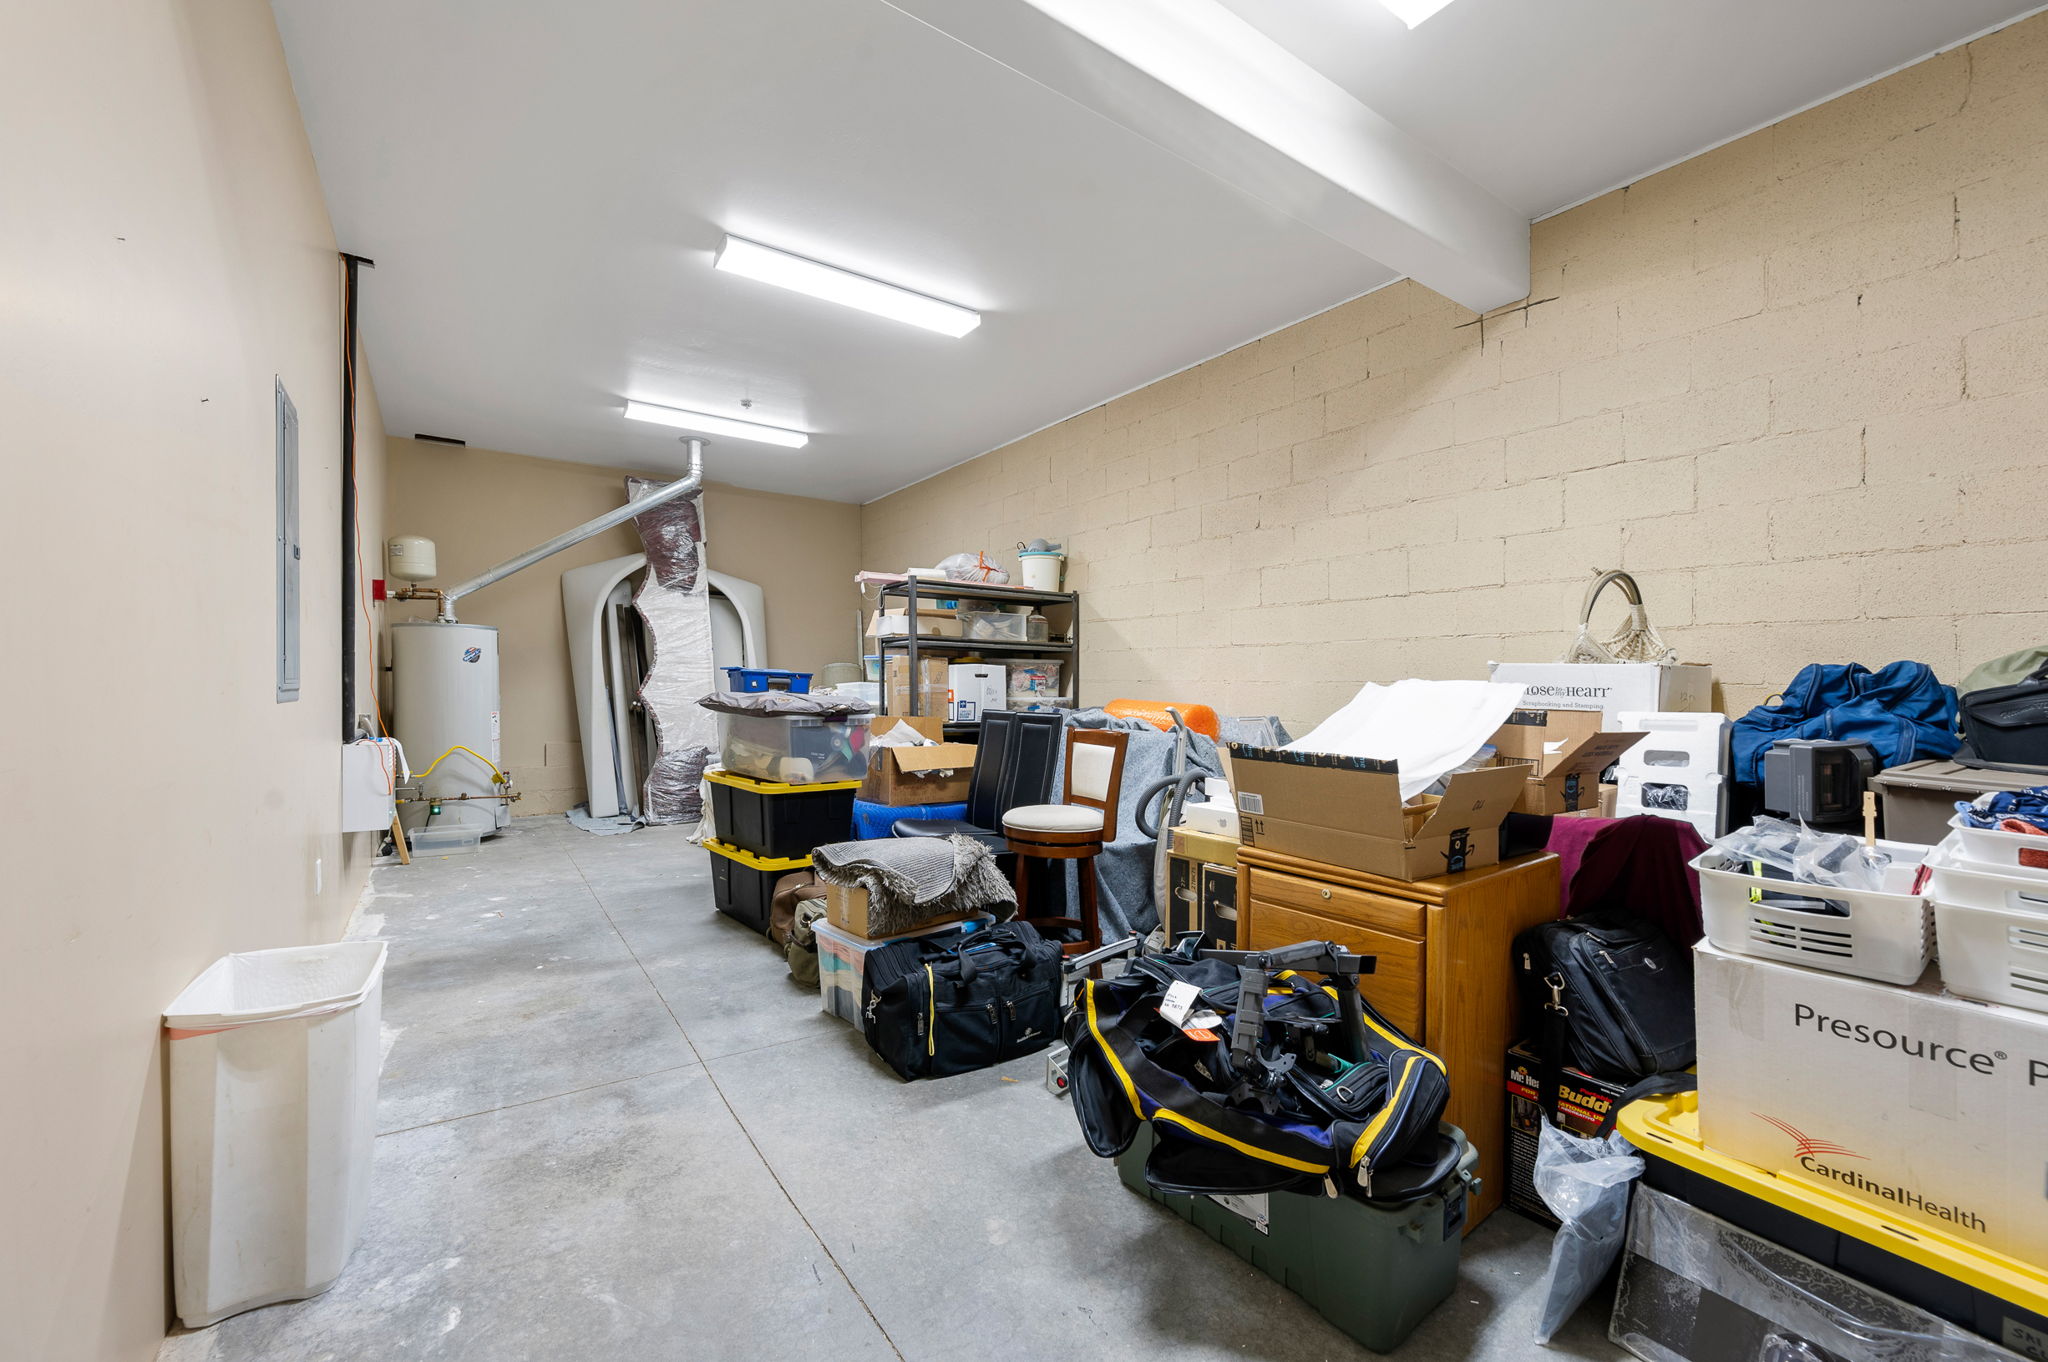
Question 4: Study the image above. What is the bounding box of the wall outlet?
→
[314,857,323,895]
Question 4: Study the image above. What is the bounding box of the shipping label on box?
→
[1695,943,2048,1265]
[1488,661,1714,725]
[1230,747,1530,880]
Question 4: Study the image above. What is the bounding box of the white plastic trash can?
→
[164,941,387,1328]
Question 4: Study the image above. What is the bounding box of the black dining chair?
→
[892,710,1065,848]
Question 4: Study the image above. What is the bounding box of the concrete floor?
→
[160,816,1624,1362]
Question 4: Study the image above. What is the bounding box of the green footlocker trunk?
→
[1114,1123,1478,1354]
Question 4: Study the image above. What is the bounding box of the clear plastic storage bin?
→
[959,610,1030,642]
[717,712,872,784]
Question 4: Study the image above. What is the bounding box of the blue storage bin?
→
[722,667,813,694]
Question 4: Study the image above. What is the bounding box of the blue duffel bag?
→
[1729,661,1958,787]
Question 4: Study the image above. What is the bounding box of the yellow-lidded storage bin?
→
[1618,1091,2048,1356]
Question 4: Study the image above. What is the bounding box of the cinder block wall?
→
[861,16,2048,733]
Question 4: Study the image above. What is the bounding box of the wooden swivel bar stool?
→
[1001,728,1129,962]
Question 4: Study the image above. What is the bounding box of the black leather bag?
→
[1959,663,2048,772]
[1514,912,1695,1129]
[862,922,1064,1081]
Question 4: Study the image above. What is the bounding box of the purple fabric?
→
[1545,815,1710,945]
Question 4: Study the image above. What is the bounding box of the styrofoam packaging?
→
[1935,899,2048,1013]
[1486,660,1713,725]
[165,942,387,1327]
[1617,771,1725,839]
[1692,839,1933,986]
[1614,711,1729,779]
[1927,840,2048,915]
[1946,813,2048,876]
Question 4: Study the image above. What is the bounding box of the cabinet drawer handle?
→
[1320,888,1332,900]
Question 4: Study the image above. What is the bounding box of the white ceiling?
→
[272,0,2037,503]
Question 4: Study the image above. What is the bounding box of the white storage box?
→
[1935,899,2048,1013]
[1486,660,1713,724]
[1692,839,1932,985]
[1694,942,2048,1267]
[165,941,388,1327]
[1617,771,1724,839]
[816,917,989,1031]
[1614,711,1729,778]
[1946,813,2048,875]
[1927,840,2048,915]
[947,664,1006,723]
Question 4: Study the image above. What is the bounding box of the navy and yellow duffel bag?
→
[1064,935,1457,1202]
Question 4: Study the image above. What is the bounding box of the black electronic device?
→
[1760,738,1878,828]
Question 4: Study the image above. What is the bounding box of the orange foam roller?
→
[1104,699,1220,740]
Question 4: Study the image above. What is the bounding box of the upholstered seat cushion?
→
[1002,803,1105,834]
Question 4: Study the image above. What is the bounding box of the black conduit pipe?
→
[339,251,374,741]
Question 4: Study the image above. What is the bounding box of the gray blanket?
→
[811,834,1016,936]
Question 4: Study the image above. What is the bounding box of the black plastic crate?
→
[705,839,810,934]
[707,771,859,860]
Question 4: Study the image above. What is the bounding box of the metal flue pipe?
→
[436,437,704,622]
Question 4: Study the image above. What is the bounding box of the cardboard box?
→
[1231,748,1531,880]
[1489,708,1648,815]
[947,663,1006,723]
[1694,942,2048,1266]
[1488,660,1714,725]
[1504,1041,1632,1226]
[859,716,976,806]
[1554,784,1618,819]
[823,881,977,939]
[884,654,949,717]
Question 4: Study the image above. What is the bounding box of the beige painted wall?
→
[0,2,389,1358]
[865,16,2048,734]
[384,442,863,813]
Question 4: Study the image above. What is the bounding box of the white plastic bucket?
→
[165,941,388,1328]
[1018,551,1064,592]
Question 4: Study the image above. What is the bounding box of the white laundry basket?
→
[165,941,388,1328]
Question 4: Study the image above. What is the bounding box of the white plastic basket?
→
[1944,812,2048,876]
[1934,899,2048,1013]
[1926,839,2048,914]
[1692,840,1932,985]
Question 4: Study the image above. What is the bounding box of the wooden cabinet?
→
[1237,847,1561,1230]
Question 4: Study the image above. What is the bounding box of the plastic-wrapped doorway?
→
[627,476,716,824]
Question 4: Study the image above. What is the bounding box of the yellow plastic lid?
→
[1618,1091,2048,1313]
[703,769,864,795]
[702,839,812,872]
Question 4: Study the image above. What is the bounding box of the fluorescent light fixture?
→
[714,235,981,338]
[1375,0,1457,27]
[622,400,809,449]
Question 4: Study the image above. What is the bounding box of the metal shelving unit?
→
[874,575,1079,722]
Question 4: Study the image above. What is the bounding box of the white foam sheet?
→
[1286,679,1528,800]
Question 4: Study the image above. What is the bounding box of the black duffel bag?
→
[863,922,1065,1081]
[1514,911,1695,1134]
[1958,662,2048,772]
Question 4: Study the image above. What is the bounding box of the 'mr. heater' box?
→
[1504,1041,1631,1227]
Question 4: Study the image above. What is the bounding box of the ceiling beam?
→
[880,0,1530,314]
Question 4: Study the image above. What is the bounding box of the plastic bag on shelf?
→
[1708,815,1891,890]
[937,551,1010,585]
[1533,1121,1644,1345]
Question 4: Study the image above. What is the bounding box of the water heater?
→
[390,620,507,836]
